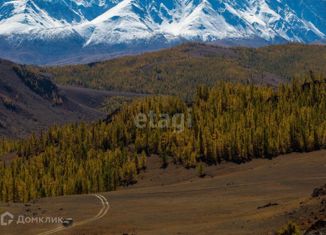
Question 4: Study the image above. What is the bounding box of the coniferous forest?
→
[0,76,325,202]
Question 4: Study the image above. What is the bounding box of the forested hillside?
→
[38,43,326,100]
[0,75,325,202]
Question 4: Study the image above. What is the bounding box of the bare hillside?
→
[0,60,104,137]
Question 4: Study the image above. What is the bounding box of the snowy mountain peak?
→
[0,0,325,64]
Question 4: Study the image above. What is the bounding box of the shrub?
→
[277,222,301,235]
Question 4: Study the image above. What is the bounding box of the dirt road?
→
[37,194,110,235]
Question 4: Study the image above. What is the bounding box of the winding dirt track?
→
[37,194,110,235]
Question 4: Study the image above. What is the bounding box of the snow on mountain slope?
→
[80,0,158,45]
[0,0,121,36]
[0,0,325,64]
[160,0,246,40]
[284,0,326,35]
[0,0,68,35]
[78,0,326,45]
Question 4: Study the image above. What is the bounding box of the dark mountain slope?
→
[0,60,105,137]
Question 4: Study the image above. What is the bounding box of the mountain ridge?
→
[0,0,326,64]
[38,43,326,101]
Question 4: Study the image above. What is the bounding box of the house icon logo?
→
[1,211,14,226]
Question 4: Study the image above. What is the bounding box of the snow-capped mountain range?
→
[0,0,325,64]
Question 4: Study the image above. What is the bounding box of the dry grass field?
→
[1,150,325,235]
